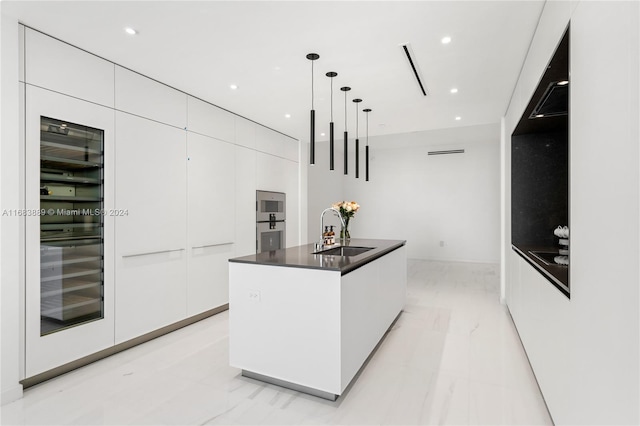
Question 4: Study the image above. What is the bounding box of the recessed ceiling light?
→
[455,116,461,121]
[125,27,137,35]
[557,80,569,85]
[285,114,291,118]
[450,88,458,94]
[320,133,326,136]
[536,114,545,118]
[441,36,452,44]
[229,84,238,90]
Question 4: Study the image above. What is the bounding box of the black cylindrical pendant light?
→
[364,108,371,181]
[341,86,351,175]
[326,72,337,171]
[353,99,362,178]
[306,53,320,165]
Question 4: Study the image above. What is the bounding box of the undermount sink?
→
[314,246,374,257]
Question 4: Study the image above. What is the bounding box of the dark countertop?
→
[512,244,569,297]
[229,238,406,275]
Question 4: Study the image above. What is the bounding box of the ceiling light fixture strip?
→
[402,44,427,96]
[428,149,465,155]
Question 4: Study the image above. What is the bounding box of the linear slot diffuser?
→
[402,44,427,96]
[428,149,465,156]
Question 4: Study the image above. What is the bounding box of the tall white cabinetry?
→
[186,132,235,316]
[114,112,188,343]
[20,26,300,381]
[24,87,115,377]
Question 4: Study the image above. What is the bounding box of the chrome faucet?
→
[316,207,345,250]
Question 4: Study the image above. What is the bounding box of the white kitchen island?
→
[228,239,406,400]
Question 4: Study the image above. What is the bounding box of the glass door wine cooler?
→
[39,116,104,335]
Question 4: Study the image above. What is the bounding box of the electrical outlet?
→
[439,240,445,247]
[248,289,261,302]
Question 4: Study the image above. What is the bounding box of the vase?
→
[340,218,351,241]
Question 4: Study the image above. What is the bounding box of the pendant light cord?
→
[355,104,359,138]
[344,91,347,128]
[366,111,369,146]
[330,78,333,122]
[311,60,314,109]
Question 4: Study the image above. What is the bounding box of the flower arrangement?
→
[332,201,360,240]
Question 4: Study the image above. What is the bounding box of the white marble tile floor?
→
[1,260,553,425]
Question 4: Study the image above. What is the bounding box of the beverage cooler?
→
[39,116,104,334]
[25,87,115,379]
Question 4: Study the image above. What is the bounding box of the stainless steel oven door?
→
[256,190,285,223]
[257,221,285,253]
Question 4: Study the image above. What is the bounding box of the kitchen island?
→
[228,239,406,400]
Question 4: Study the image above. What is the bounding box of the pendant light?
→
[306,53,320,165]
[353,99,362,178]
[363,108,372,181]
[341,86,351,175]
[326,72,337,171]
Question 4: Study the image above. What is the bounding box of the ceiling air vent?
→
[401,44,428,96]
[428,149,465,156]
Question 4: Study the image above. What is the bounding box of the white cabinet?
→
[24,28,114,108]
[187,96,235,143]
[255,126,299,162]
[115,66,187,129]
[234,146,257,257]
[186,132,235,315]
[255,125,283,157]
[229,244,406,397]
[282,136,300,162]
[256,152,286,193]
[24,86,115,377]
[256,152,299,247]
[114,112,187,343]
[235,117,256,150]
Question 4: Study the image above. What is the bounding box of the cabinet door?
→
[235,146,257,257]
[115,66,187,129]
[25,86,115,377]
[186,132,235,315]
[235,117,256,150]
[25,28,114,108]
[114,112,187,343]
[256,152,299,247]
[187,96,235,143]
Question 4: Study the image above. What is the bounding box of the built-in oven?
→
[256,190,286,253]
[257,190,285,223]
[257,221,286,253]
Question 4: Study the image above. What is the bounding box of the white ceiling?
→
[3,0,545,141]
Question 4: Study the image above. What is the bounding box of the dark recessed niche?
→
[511,26,570,297]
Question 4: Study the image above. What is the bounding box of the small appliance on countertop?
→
[554,225,569,256]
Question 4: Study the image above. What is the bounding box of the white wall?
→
[0,12,24,405]
[308,124,501,263]
[503,1,639,424]
[307,140,347,242]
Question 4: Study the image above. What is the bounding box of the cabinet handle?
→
[122,248,185,258]
[192,242,234,249]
